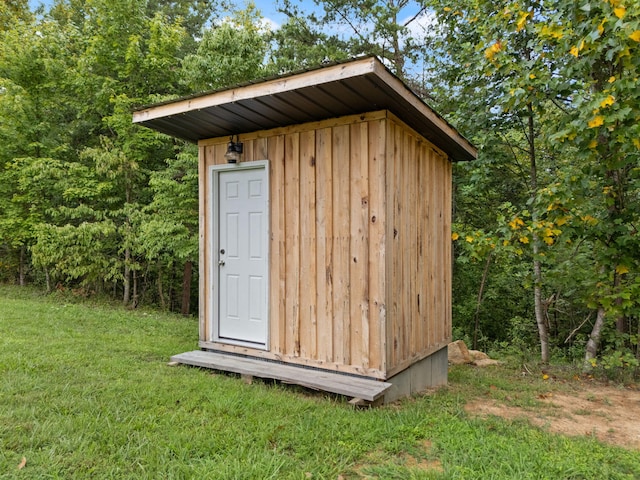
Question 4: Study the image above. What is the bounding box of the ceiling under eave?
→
[132,56,477,162]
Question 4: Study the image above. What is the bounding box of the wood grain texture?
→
[197,111,452,380]
[172,350,392,401]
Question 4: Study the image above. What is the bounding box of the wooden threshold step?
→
[170,350,392,402]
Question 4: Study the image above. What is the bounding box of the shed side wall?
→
[385,114,453,377]
[199,112,388,379]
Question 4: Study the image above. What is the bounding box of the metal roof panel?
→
[133,56,477,161]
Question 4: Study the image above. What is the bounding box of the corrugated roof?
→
[132,56,477,162]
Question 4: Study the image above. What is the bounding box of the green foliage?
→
[180,4,268,91]
[427,0,640,365]
[1,0,638,372]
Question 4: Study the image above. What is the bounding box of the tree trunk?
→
[584,306,606,373]
[473,252,492,350]
[18,244,26,286]
[181,260,192,316]
[526,102,549,363]
[45,267,51,293]
[157,261,166,310]
[123,247,131,306]
[614,272,625,334]
[533,246,549,363]
[132,268,138,308]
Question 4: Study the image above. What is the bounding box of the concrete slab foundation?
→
[383,347,448,403]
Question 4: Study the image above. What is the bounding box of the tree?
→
[0,8,83,285]
[138,149,199,313]
[426,0,570,362]
[541,0,640,371]
[277,0,428,78]
[180,4,269,91]
[426,0,640,368]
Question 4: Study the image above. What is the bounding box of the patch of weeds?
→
[572,409,592,416]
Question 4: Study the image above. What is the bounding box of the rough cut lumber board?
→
[170,350,392,402]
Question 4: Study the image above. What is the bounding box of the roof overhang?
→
[133,56,477,162]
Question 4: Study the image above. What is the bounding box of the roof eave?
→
[133,56,477,162]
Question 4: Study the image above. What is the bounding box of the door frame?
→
[209,160,270,350]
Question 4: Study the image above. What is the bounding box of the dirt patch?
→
[348,439,443,478]
[465,383,640,449]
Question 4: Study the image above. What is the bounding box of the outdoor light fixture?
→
[224,135,243,163]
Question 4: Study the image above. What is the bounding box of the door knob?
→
[218,260,225,266]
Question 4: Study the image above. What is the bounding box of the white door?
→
[215,164,269,347]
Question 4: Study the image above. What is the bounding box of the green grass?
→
[1,285,639,479]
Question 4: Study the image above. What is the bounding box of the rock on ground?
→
[448,340,501,366]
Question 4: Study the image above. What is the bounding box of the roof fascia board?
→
[369,61,478,161]
[133,57,378,125]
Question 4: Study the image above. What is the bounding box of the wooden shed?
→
[133,56,477,403]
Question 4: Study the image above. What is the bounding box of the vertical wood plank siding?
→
[384,114,452,378]
[198,111,452,379]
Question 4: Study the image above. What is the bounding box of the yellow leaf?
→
[608,76,616,83]
[529,73,536,80]
[569,46,579,57]
[543,374,549,380]
[630,30,640,42]
[540,25,564,39]
[598,19,606,35]
[556,216,567,226]
[614,6,626,18]
[633,138,640,149]
[509,217,524,229]
[588,116,604,128]
[543,236,555,245]
[503,239,510,246]
[451,232,460,241]
[444,6,452,12]
[484,41,503,60]
[516,12,530,31]
[589,139,598,149]
[519,236,529,244]
[616,265,629,275]
[600,95,615,108]
[465,236,474,243]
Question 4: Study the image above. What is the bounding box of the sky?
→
[28,0,292,27]
[27,0,430,35]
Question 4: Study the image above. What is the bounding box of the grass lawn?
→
[1,285,639,479]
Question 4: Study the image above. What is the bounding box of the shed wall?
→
[385,114,452,378]
[198,110,451,380]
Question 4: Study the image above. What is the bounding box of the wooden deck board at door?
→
[172,350,392,402]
